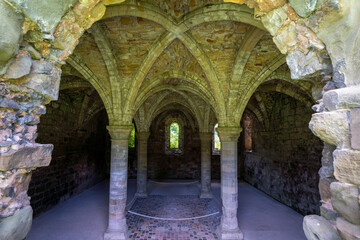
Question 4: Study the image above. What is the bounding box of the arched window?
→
[165,117,184,155]
[213,123,221,155]
[170,122,179,149]
[128,123,135,148]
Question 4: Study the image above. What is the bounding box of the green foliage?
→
[128,123,135,148]
[214,124,221,150]
[170,122,179,149]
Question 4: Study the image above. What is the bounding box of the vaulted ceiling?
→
[62,0,317,129]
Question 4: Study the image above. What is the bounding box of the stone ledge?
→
[309,110,350,148]
[0,144,53,171]
[324,86,360,111]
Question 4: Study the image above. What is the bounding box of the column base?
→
[104,229,128,240]
[135,192,148,198]
[216,225,244,240]
[199,191,213,199]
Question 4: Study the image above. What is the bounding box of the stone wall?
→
[28,89,109,216]
[147,111,202,179]
[211,155,221,180]
[243,92,323,215]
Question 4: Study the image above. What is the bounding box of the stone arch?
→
[87,22,122,117]
[103,2,265,33]
[233,54,287,122]
[135,70,216,109]
[134,88,210,135]
[66,54,114,123]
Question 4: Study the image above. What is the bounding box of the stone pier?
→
[199,132,213,198]
[104,125,133,240]
[136,131,150,197]
[216,127,243,240]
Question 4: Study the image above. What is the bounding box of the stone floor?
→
[128,195,220,239]
[27,179,306,240]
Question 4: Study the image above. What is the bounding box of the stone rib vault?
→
[0,0,360,239]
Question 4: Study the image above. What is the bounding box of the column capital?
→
[199,132,213,142]
[137,131,150,141]
[217,127,242,142]
[107,125,133,140]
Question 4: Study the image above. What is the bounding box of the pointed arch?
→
[88,22,122,117]
[66,54,114,122]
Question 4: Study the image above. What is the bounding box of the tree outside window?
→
[170,122,179,149]
[213,123,221,154]
[165,117,183,155]
[128,123,135,148]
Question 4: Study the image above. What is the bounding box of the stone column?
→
[136,131,150,197]
[199,132,213,198]
[216,127,243,240]
[104,125,133,240]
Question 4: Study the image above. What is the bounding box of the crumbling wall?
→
[28,89,109,216]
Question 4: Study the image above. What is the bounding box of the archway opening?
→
[239,79,323,215]
[28,70,110,216]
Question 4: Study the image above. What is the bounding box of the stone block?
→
[303,215,341,240]
[322,143,336,167]
[273,21,297,54]
[0,144,53,171]
[3,50,32,79]
[309,110,350,148]
[320,202,338,222]
[0,0,22,75]
[21,60,61,100]
[286,49,331,79]
[0,206,33,240]
[350,108,360,150]
[331,182,360,225]
[324,87,360,111]
[289,0,323,18]
[333,150,360,186]
[319,176,335,200]
[262,5,288,35]
[319,166,334,178]
[337,217,360,240]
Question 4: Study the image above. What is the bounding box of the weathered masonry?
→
[0,0,360,239]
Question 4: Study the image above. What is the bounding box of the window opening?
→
[213,123,221,155]
[170,122,179,149]
[128,123,135,148]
